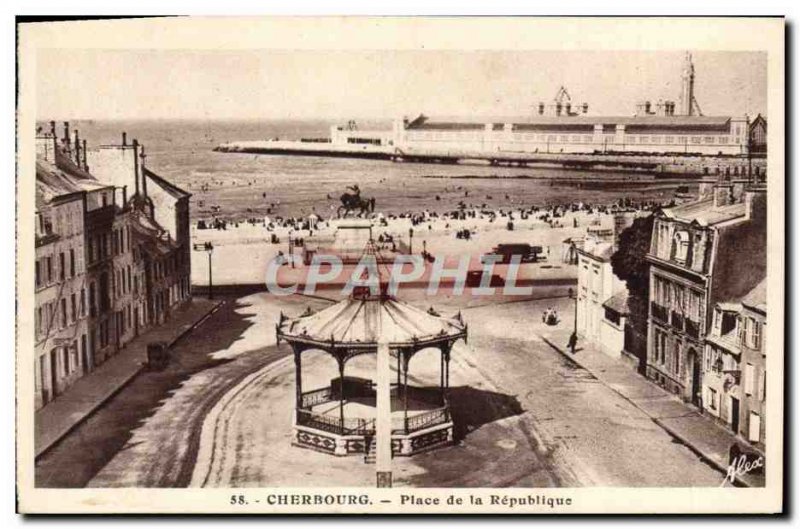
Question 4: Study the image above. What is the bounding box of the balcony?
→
[650,302,668,323]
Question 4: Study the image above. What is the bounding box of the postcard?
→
[16,16,785,514]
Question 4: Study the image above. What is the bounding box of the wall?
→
[89,145,139,197]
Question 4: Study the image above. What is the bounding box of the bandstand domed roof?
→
[277,294,467,350]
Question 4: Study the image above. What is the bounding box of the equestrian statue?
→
[337,184,375,218]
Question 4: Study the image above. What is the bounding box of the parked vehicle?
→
[482,243,543,264]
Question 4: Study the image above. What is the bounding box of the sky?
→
[35,49,767,121]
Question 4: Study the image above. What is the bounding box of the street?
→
[38,292,725,488]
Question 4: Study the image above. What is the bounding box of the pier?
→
[214,139,764,178]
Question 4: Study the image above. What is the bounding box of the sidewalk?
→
[35,297,223,459]
[539,327,765,488]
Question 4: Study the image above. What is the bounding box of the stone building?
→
[739,280,766,449]
[645,179,766,406]
[575,237,628,358]
[89,133,192,326]
[703,301,745,430]
[34,156,92,409]
[34,123,192,409]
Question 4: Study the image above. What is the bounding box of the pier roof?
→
[407,114,734,130]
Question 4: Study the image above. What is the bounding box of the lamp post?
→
[408,227,414,254]
[568,287,578,354]
[288,229,295,269]
[204,241,214,300]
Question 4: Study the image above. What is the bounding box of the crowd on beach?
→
[194,196,667,241]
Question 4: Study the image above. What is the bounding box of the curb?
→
[35,300,224,461]
[538,333,760,488]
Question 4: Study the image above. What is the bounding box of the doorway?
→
[50,348,59,398]
[687,348,701,406]
[730,397,740,434]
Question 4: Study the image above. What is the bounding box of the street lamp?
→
[204,242,214,300]
[408,227,414,254]
[567,287,578,354]
[288,229,295,269]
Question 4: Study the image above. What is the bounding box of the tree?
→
[611,214,655,369]
[611,214,655,297]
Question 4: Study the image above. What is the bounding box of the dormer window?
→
[671,230,690,264]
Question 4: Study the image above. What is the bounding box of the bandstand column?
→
[403,350,409,431]
[440,346,446,404]
[445,348,451,390]
[293,347,302,410]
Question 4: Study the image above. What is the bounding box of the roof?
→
[144,168,191,199]
[278,296,467,349]
[577,238,614,261]
[707,328,741,354]
[406,113,735,130]
[602,290,630,315]
[659,198,747,227]
[36,157,107,207]
[742,278,767,313]
[129,211,176,255]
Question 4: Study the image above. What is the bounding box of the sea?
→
[52,119,684,221]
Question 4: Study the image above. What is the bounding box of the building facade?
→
[35,123,192,409]
[576,237,628,358]
[739,280,766,449]
[34,163,90,409]
[645,180,766,405]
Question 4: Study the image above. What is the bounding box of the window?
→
[35,260,41,287]
[752,319,762,350]
[46,256,52,282]
[70,248,75,277]
[671,231,690,264]
[80,288,86,317]
[59,298,67,328]
[745,363,755,395]
[70,293,77,323]
[748,412,761,443]
[673,342,680,374]
[708,387,718,410]
[59,253,65,281]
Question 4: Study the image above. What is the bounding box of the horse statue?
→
[337,193,375,218]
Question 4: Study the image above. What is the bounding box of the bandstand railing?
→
[296,409,376,436]
[300,386,334,409]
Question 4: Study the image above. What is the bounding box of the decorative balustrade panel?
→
[396,406,450,434]
[300,387,333,409]
[297,409,343,434]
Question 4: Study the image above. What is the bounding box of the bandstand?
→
[276,282,467,462]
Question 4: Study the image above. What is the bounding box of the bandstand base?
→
[293,421,454,459]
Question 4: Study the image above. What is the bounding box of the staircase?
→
[364,436,376,464]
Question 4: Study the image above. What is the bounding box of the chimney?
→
[138,142,148,198]
[731,178,748,204]
[122,185,128,205]
[82,139,88,171]
[73,130,81,166]
[745,185,767,224]
[697,177,716,201]
[713,183,733,207]
[122,132,127,146]
[63,122,70,150]
[132,139,140,196]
